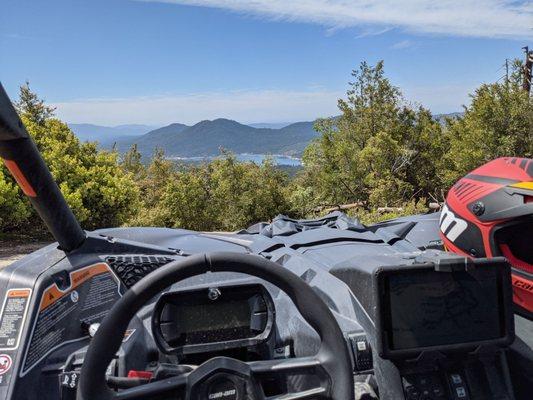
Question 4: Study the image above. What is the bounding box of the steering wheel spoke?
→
[249,357,331,400]
[266,387,327,400]
[114,375,187,400]
[249,357,322,375]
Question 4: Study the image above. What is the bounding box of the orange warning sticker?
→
[39,263,111,311]
[6,289,30,299]
[22,263,121,375]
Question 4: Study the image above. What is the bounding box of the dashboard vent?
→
[106,255,174,287]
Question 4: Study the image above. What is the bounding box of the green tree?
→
[21,115,140,229]
[300,61,446,210]
[209,155,290,230]
[127,148,177,227]
[442,59,533,186]
[121,144,145,179]
[153,154,291,231]
[15,82,56,125]
[158,163,216,231]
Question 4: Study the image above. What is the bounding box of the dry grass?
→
[0,241,51,268]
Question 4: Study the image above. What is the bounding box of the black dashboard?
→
[0,220,525,400]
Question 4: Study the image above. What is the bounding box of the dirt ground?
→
[0,241,51,268]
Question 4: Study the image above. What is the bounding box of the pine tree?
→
[15,82,56,125]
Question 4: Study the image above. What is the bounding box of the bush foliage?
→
[1,60,531,236]
[1,83,139,234]
[126,149,291,231]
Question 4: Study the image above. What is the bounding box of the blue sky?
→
[1,0,530,125]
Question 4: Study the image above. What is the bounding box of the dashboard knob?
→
[208,287,221,301]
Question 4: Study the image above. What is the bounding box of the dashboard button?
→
[431,385,445,398]
[405,386,420,400]
[455,386,467,398]
[349,334,373,371]
[417,376,430,387]
[450,374,462,384]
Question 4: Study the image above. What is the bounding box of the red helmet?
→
[440,157,533,318]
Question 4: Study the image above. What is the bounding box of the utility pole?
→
[505,59,509,87]
[523,46,533,93]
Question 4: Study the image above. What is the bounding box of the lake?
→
[167,153,302,166]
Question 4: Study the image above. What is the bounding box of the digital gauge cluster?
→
[152,284,274,355]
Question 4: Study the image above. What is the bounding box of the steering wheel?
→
[77,252,354,400]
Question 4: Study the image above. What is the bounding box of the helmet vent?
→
[454,181,484,201]
[453,178,500,204]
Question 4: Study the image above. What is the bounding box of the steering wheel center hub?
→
[187,357,256,400]
[205,377,240,400]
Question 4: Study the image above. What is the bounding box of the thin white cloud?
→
[354,27,393,39]
[52,83,472,125]
[52,89,342,125]
[141,0,533,39]
[391,39,414,50]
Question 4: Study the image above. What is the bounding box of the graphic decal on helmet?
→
[439,204,467,241]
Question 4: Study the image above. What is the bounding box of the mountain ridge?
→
[108,118,318,157]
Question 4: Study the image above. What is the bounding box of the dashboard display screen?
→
[176,299,253,334]
[383,268,504,350]
[154,284,272,350]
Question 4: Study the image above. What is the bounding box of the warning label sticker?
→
[21,263,121,375]
[0,289,31,350]
[0,355,12,375]
[0,352,14,387]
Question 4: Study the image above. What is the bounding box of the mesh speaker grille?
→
[106,255,174,287]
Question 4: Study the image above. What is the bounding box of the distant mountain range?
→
[434,112,464,124]
[68,112,462,159]
[68,124,157,145]
[90,119,318,158]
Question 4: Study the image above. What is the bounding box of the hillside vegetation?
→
[1,59,531,236]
